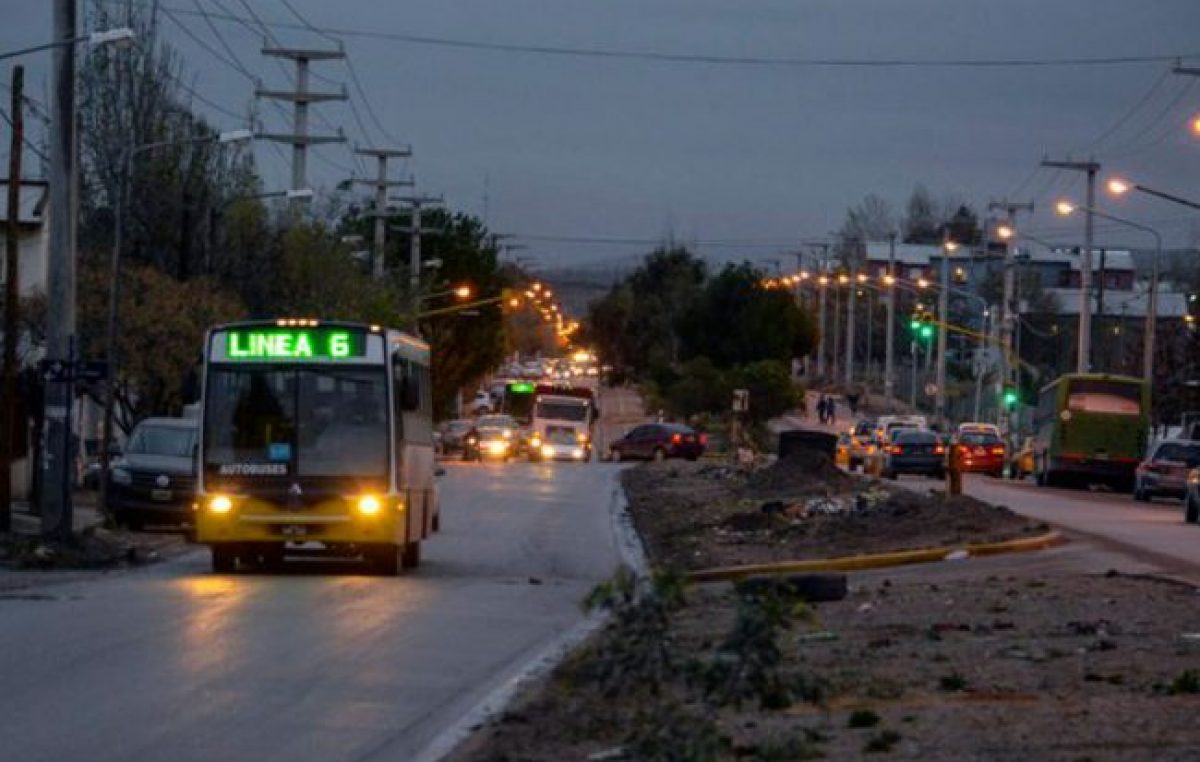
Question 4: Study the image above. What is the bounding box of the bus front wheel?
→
[211,545,236,573]
[401,542,421,569]
[367,544,400,576]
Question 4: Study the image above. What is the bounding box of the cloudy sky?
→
[5,0,1200,267]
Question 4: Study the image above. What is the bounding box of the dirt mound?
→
[744,449,854,497]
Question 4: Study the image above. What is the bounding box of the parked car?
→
[953,430,1007,478]
[1184,468,1199,523]
[107,417,198,530]
[1134,439,1200,502]
[609,423,706,462]
[436,419,475,455]
[883,429,946,480]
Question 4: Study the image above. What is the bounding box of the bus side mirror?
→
[401,376,421,411]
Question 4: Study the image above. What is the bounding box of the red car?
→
[609,423,706,462]
[953,431,1006,477]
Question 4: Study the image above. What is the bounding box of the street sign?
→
[38,359,109,383]
[732,388,749,412]
[75,361,109,383]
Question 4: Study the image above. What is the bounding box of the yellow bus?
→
[194,320,439,574]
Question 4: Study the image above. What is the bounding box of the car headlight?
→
[487,440,509,455]
[572,448,585,459]
[208,494,233,514]
[111,467,132,486]
[356,495,382,516]
[529,435,542,448]
[541,445,556,459]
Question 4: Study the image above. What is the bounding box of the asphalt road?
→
[893,470,1200,576]
[0,461,626,762]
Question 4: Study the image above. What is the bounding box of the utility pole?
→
[988,200,1033,432]
[353,146,412,280]
[844,271,856,386]
[1041,158,1099,372]
[935,240,951,425]
[883,233,897,402]
[813,244,830,377]
[1,65,23,533]
[390,194,444,313]
[257,46,346,202]
[42,0,78,539]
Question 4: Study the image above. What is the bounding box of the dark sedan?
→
[882,430,946,480]
[609,423,706,462]
[108,417,198,529]
[1134,440,1200,502]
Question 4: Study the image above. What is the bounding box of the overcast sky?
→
[5,0,1200,267]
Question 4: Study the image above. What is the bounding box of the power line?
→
[1077,66,1173,153]
[98,2,1200,70]
[1105,78,1199,157]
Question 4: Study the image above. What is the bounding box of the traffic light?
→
[910,310,935,341]
[1002,385,1019,410]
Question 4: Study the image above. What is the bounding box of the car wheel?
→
[610,448,622,463]
[652,447,666,462]
[1186,494,1199,524]
[211,545,236,573]
[935,469,946,481]
[1133,481,1149,502]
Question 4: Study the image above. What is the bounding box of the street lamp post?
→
[98,129,253,516]
[0,27,135,61]
[1055,200,1162,383]
[935,238,956,425]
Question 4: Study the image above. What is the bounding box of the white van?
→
[876,415,929,445]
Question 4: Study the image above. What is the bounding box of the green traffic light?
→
[919,324,934,340]
[1002,388,1019,408]
[910,318,921,331]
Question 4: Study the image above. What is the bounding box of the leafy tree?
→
[943,204,982,246]
[836,193,896,266]
[729,360,800,424]
[678,264,816,369]
[77,259,245,433]
[903,184,940,244]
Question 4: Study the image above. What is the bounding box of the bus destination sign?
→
[224,328,367,361]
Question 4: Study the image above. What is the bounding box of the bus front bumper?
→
[194,499,404,545]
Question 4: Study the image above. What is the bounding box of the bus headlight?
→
[208,495,233,514]
[572,448,585,459]
[357,495,382,516]
[529,435,542,448]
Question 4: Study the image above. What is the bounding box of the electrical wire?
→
[98,1,1200,70]
[1077,67,1173,154]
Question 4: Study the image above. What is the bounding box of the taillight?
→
[991,447,1005,455]
[890,445,903,455]
[699,433,708,445]
[671,434,682,444]
[935,445,946,455]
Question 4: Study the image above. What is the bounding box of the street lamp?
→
[98,128,254,515]
[1056,199,1162,381]
[1105,176,1200,211]
[0,27,135,61]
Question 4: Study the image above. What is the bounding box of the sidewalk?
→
[8,495,104,536]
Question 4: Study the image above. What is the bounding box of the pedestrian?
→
[817,395,828,424]
[827,397,837,426]
[847,392,860,417]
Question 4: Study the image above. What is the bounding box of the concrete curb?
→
[687,530,1066,583]
[414,471,648,762]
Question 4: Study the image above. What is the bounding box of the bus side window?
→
[392,355,408,437]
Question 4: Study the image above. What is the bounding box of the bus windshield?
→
[203,366,388,478]
[1067,380,1142,415]
[535,400,589,422]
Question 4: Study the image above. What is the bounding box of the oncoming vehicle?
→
[1032,374,1149,491]
[463,426,514,461]
[107,417,198,529]
[436,419,474,455]
[195,320,438,575]
[883,429,946,480]
[528,385,596,461]
[536,428,590,461]
[1134,440,1200,503]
